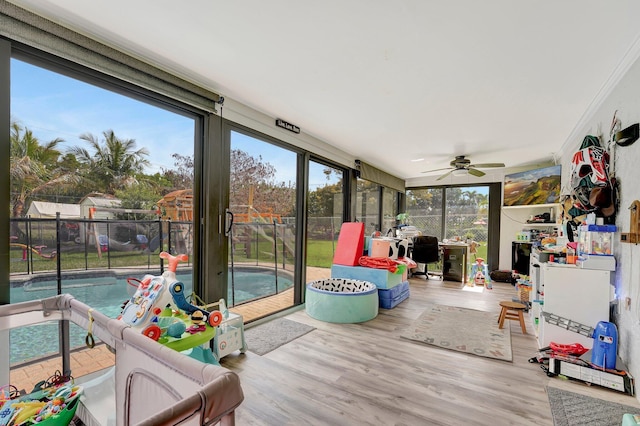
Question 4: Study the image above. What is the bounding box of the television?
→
[503,165,561,206]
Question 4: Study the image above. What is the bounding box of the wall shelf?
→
[499,203,562,269]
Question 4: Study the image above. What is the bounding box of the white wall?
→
[557,44,640,402]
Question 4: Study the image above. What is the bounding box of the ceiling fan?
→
[422,155,505,181]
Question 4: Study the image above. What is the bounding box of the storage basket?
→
[516,279,531,303]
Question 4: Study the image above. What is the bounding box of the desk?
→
[439,243,468,283]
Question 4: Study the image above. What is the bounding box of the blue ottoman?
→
[378,280,410,309]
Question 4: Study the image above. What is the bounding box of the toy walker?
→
[119,252,223,352]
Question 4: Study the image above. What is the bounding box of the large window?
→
[405,187,443,239]
[382,187,399,234]
[8,55,200,369]
[356,179,381,236]
[307,160,345,271]
[406,184,498,266]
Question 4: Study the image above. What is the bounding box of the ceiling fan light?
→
[452,168,468,177]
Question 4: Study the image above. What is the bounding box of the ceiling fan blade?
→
[436,169,455,181]
[421,167,453,174]
[468,162,505,168]
[467,168,486,177]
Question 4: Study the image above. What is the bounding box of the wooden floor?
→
[221,277,640,426]
[8,274,639,424]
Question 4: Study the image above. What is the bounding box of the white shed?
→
[79,196,122,220]
[26,201,81,219]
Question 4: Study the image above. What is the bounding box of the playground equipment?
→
[10,243,57,260]
[87,206,159,257]
[157,189,193,221]
[119,251,223,351]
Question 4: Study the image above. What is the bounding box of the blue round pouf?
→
[305,278,378,323]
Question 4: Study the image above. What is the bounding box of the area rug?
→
[547,386,640,426]
[244,318,315,355]
[400,304,512,361]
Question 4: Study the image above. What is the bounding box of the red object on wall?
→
[333,222,365,266]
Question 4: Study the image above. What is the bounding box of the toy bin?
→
[306,278,378,323]
[212,312,247,360]
[577,224,616,256]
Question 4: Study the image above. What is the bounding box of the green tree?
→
[10,121,79,218]
[308,182,342,217]
[230,149,296,218]
[114,184,162,214]
[69,130,150,194]
[161,153,194,192]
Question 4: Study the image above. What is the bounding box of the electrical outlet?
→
[626,297,632,310]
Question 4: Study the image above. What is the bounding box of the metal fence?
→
[406,214,488,243]
[9,215,298,308]
[9,216,190,276]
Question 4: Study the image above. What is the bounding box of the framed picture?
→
[503,165,561,206]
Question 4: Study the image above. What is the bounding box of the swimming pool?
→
[9,267,293,365]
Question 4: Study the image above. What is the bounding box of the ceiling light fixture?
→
[451,168,468,177]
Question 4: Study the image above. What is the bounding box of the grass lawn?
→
[11,238,490,276]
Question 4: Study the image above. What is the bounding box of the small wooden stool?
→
[498,301,527,334]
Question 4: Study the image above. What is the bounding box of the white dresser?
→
[530,254,613,349]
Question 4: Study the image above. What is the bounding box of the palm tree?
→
[10,121,78,218]
[69,130,151,194]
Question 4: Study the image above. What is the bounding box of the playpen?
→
[0,294,244,425]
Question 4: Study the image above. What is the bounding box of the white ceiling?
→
[9,0,640,183]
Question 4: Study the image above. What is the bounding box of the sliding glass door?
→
[445,186,490,260]
[406,184,498,268]
[228,130,298,315]
[306,160,345,280]
[356,179,381,236]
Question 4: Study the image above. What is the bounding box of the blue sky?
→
[11,59,340,189]
[11,59,195,174]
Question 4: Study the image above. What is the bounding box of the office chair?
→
[410,235,443,280]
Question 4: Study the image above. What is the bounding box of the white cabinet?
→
[534,262,613,349]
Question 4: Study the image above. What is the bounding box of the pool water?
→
[9,268,293,365]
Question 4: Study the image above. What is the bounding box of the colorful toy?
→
[469,257,491,288]
[0,382,82,426]
[119,251,223,346]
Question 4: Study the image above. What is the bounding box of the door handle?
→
[225,209,234,236]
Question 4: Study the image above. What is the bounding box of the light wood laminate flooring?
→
[222,277,640,425]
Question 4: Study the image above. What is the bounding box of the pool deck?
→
[9,266,331,394]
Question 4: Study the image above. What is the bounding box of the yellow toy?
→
[9,401,47,424]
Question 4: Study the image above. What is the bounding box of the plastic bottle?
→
[566,246,576,264]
